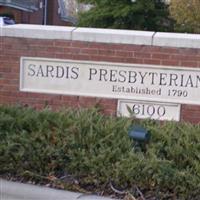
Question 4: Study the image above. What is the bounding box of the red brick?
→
[124,58,143,64]
[2,56,20,62]
[135,52,151,59]
[3,44,29,51]
[143,59,161,65]
[81,48,98,55]
[55,54,73,59]
[27,38,54,47]
[78,96,98,107]
[0,80,9,84]
[64,47,81,54]
[8,79,19,85]
[11,68,20,73]
[98,49,115,56]
[154,47,179,54]
[71,41,89,48]
[136,46,155,53]
[97,98,117,106]
[61,96,79,102]
[88,43,111,49]
[0,67,12,73]
[46,47,64,53]
[115,51,133,57]
[108,44,127,50]
[171,54,200,62]
[54,40,72,47]
[3,72,20,78]
[178,48,200,56]
[180,61,198,68]
[161,60,180,66]
[35,52,56,58]
[72,54,91,61]
[152,53,170,60]
[90,55,125,63]
[122,44,143,51]
[2,85,18,90]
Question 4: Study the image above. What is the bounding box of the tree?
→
[169,0,200,33]
[77,0,173,32]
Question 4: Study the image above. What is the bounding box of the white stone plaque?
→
[117,100,181,121]
[20,57,200,105]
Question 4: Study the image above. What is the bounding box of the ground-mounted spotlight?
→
[128,125,150,152]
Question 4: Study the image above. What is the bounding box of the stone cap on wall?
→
[1,24,200,49]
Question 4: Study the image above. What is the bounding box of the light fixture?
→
[128,125,150,152]
[128,125,150,142]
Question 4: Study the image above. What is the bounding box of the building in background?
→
[0,0,81,26]
[59,0,92,24]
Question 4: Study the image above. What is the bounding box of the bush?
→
[0,105,200,199]
[169,0,200,33]
[77,0,173,32]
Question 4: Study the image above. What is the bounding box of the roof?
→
[0,0,39,12]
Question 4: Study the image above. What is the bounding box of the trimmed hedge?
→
[0,105,200,199]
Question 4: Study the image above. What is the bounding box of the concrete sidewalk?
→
[0,179,116,200]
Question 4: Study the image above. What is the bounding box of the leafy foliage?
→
[0,105,200,199]
[77,0,173,32]
[169,0,200,33]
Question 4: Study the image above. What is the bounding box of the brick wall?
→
[1,25,200,123]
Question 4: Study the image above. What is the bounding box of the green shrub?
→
[0,105,200,199]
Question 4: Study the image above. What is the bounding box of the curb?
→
[0,179,116,200]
